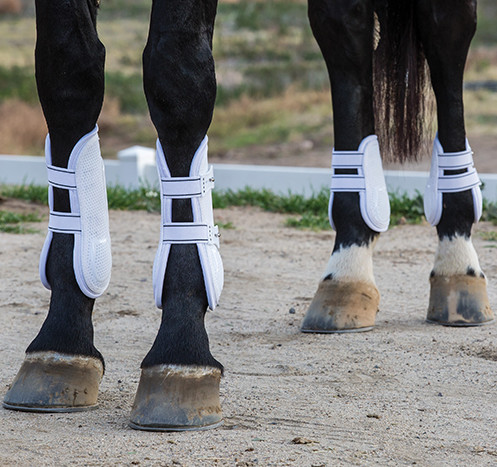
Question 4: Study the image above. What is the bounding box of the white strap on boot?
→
[424,135,482,226]
[39,125,112,298]
[329,135,390,233]
[153,136,223,310]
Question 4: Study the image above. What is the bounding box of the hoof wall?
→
[3,352,103,412]
[427,275,494,326]
[129,365,222,432]
[301,280,379,333]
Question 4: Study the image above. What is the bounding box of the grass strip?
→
[2,184,497,231]
[0,210,42,234]
[106,185,161,212]
[0,184,48,204]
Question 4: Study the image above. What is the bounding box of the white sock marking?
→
[322,243,376,284]
[433,235,482,276]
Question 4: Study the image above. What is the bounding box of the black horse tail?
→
[373,0,432,162]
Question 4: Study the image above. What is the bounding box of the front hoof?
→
[3,352,103,412]
[301,279,380,333]
[427,275,494,326]
[129,365,222,432]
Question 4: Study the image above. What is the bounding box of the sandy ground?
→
[1,204,497,466]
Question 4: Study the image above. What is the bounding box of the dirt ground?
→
[1,205,497,466]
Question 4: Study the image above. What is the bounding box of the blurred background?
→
[0,0,496,170]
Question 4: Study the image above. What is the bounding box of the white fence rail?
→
[2,146,497,201]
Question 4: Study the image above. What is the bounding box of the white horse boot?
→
[424,135,493,325]
[130,136,223,431]
[329,135,390,233]
[4,126,109,412]
[302,135,389,332]
[152,135,223,310]
[39,125,112,299]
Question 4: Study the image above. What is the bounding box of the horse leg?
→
[4,0,108,411]
[129,0,223,431]
[301,0,390,332]
[417,0,493,325]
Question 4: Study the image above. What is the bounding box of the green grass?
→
[0,65,38,103]
[473,1,497,46]
[212,187,329,215]
[0,210,42,234]
[97,0,151,20]
[482,198,497,225]
[217,1,308,32]
[214,188,427,229]
[480,231,497,241]
[3,183,497,231]
[217,221,235,230]
[0,184,48,204]
[285,212,330,231]
[0,66,148,115]
[106,185,161,212]
[105,71,148,114]
[388,191,425,225]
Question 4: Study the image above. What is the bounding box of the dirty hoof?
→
[301,279,380,333]
[3,352,103,412]
[427,275,494,326]
[129,365,222,432]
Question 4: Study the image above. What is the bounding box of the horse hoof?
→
[301,279,380,333]
[3,352,103,412]
[427,275,494,326]
[129,365,222,432]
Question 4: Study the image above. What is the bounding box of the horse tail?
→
[373,0,432,163]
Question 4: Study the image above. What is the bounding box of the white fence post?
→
[115,146,157,188]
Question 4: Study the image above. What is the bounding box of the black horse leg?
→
[416,0,493,325]
[4,0,107,411]
[302,0,387,332]
[129,0,223,431]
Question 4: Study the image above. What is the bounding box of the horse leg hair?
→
[27,0,105,361]
[3,0,106,412]
[127,0,224,431]
[417,0,478,263]
[416,0,492,325]
[141,0,222,370]
[302,0,381,332]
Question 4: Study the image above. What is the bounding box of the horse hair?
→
[373,0,434,163]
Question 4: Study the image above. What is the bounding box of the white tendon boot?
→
[424,134,482,226]
[39,125,112,298]
[153,136,223,310]
[329,135,390,233]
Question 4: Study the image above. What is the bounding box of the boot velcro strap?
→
[424,137,483,226]
[437,168,480,193]
[162,222,219,246]
[49,212,81,233]
[330,152,366,192]
[161,166,214,199]
[47,165,82,233]
[331,152,364,167]
[437,149,481,193]
[330,176,366,191]
[47,165,76,189]
[328,135,390,233]
[438,152,474,169]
